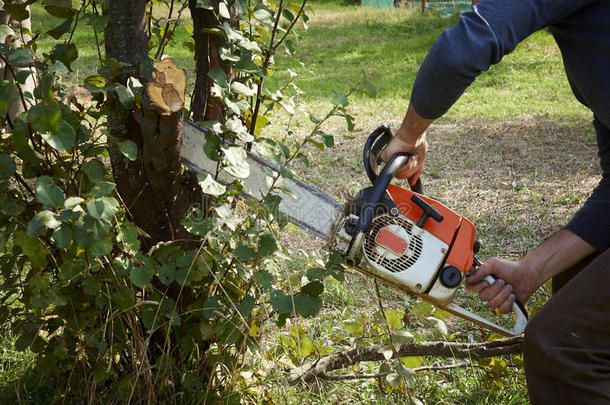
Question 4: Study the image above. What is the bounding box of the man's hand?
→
[466,230,596,314]
[380,132,428,184]
[466,258,537,314]
[381,103,434,184]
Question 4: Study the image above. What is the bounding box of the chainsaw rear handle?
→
[363,125,424,194]
[447,274,528,336]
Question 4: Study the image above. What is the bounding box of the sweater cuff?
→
[564,177,610,252]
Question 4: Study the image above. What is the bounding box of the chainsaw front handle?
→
[363,125,424,195]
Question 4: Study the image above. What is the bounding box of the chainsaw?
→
[180,120,528,336]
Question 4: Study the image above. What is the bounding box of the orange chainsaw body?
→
[386,184,475,273]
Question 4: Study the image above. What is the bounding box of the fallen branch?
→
[315,362,477,381]
[289,336,523,385]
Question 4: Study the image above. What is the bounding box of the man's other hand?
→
[465,258,537,314]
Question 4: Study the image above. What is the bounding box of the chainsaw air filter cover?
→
[363,214,449,293]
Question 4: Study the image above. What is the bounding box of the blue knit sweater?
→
[410,0,610,252]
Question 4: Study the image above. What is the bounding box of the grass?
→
[6,1,601,404]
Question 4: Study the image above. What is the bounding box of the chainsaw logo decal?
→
[375,227,409,255]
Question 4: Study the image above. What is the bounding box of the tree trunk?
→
[0,0,36,125]
[189,0,232,123]
[104,0,200,247]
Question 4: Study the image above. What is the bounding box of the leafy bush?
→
[0,0,375,402]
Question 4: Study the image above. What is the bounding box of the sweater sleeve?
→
[565,177,610,252]
[410,0,595,119]
[564,119,610,252]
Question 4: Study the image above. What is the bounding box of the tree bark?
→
[289,336,524,385]
[0,0,36,125]
[189,0,232,123]
[104,0,200,247]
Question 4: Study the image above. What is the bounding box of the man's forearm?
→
[522,229,596,289]
[395,103,434,146]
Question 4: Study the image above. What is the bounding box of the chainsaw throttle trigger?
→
[411,194,443,228]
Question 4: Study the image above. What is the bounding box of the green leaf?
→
[237,294,255,317]
[90,181,116,198]
[202,296,222,318]
[50,43,78,70]
[221,145,250,179]
[130,265,153,288]
[426,316,448,336]
[0,154,16,180]
[28,104,61,135]
[83,159,105,183]
[43,0,76,18]
[270,290,293,314]
[384,309,404,330]
[195,0,213,9]
[14,231,48,268]
[258,233,277,256]
[89,238,113,257]
[295,294,321,317]
[412,300,434,318]
[230,81,256,97]
[52,224,72,248]
[7,48,33,67]
[360,79,377,98]
[87,197,119,220]
[0,24,14,42]
[197,172,226,196]
[309,113,322,124]
[47,17,73,39]
[85,75,106,88]
[157,264,175,285]
[118,140,137,161]
[117,222,140,254]
[306,266,326,281]
[36,177,65,209]
[207,66,228,88]
[331,92,349,107]
[235,245,256,261]
[40,120,75,151]
[278,99,295,115]
[301,281,323,297]
[254,270,275,291]
[115,84,134,108]
[28,210,60,237]
[0,201,24,216]
[318,131,334,147]
[386,373,402,388]
[83,12,108,31]
[3,3,29,21]
[218,1,230,18]
[203,131,221,160]
[390,329,414,345]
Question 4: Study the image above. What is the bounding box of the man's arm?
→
[380,103,432,183]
